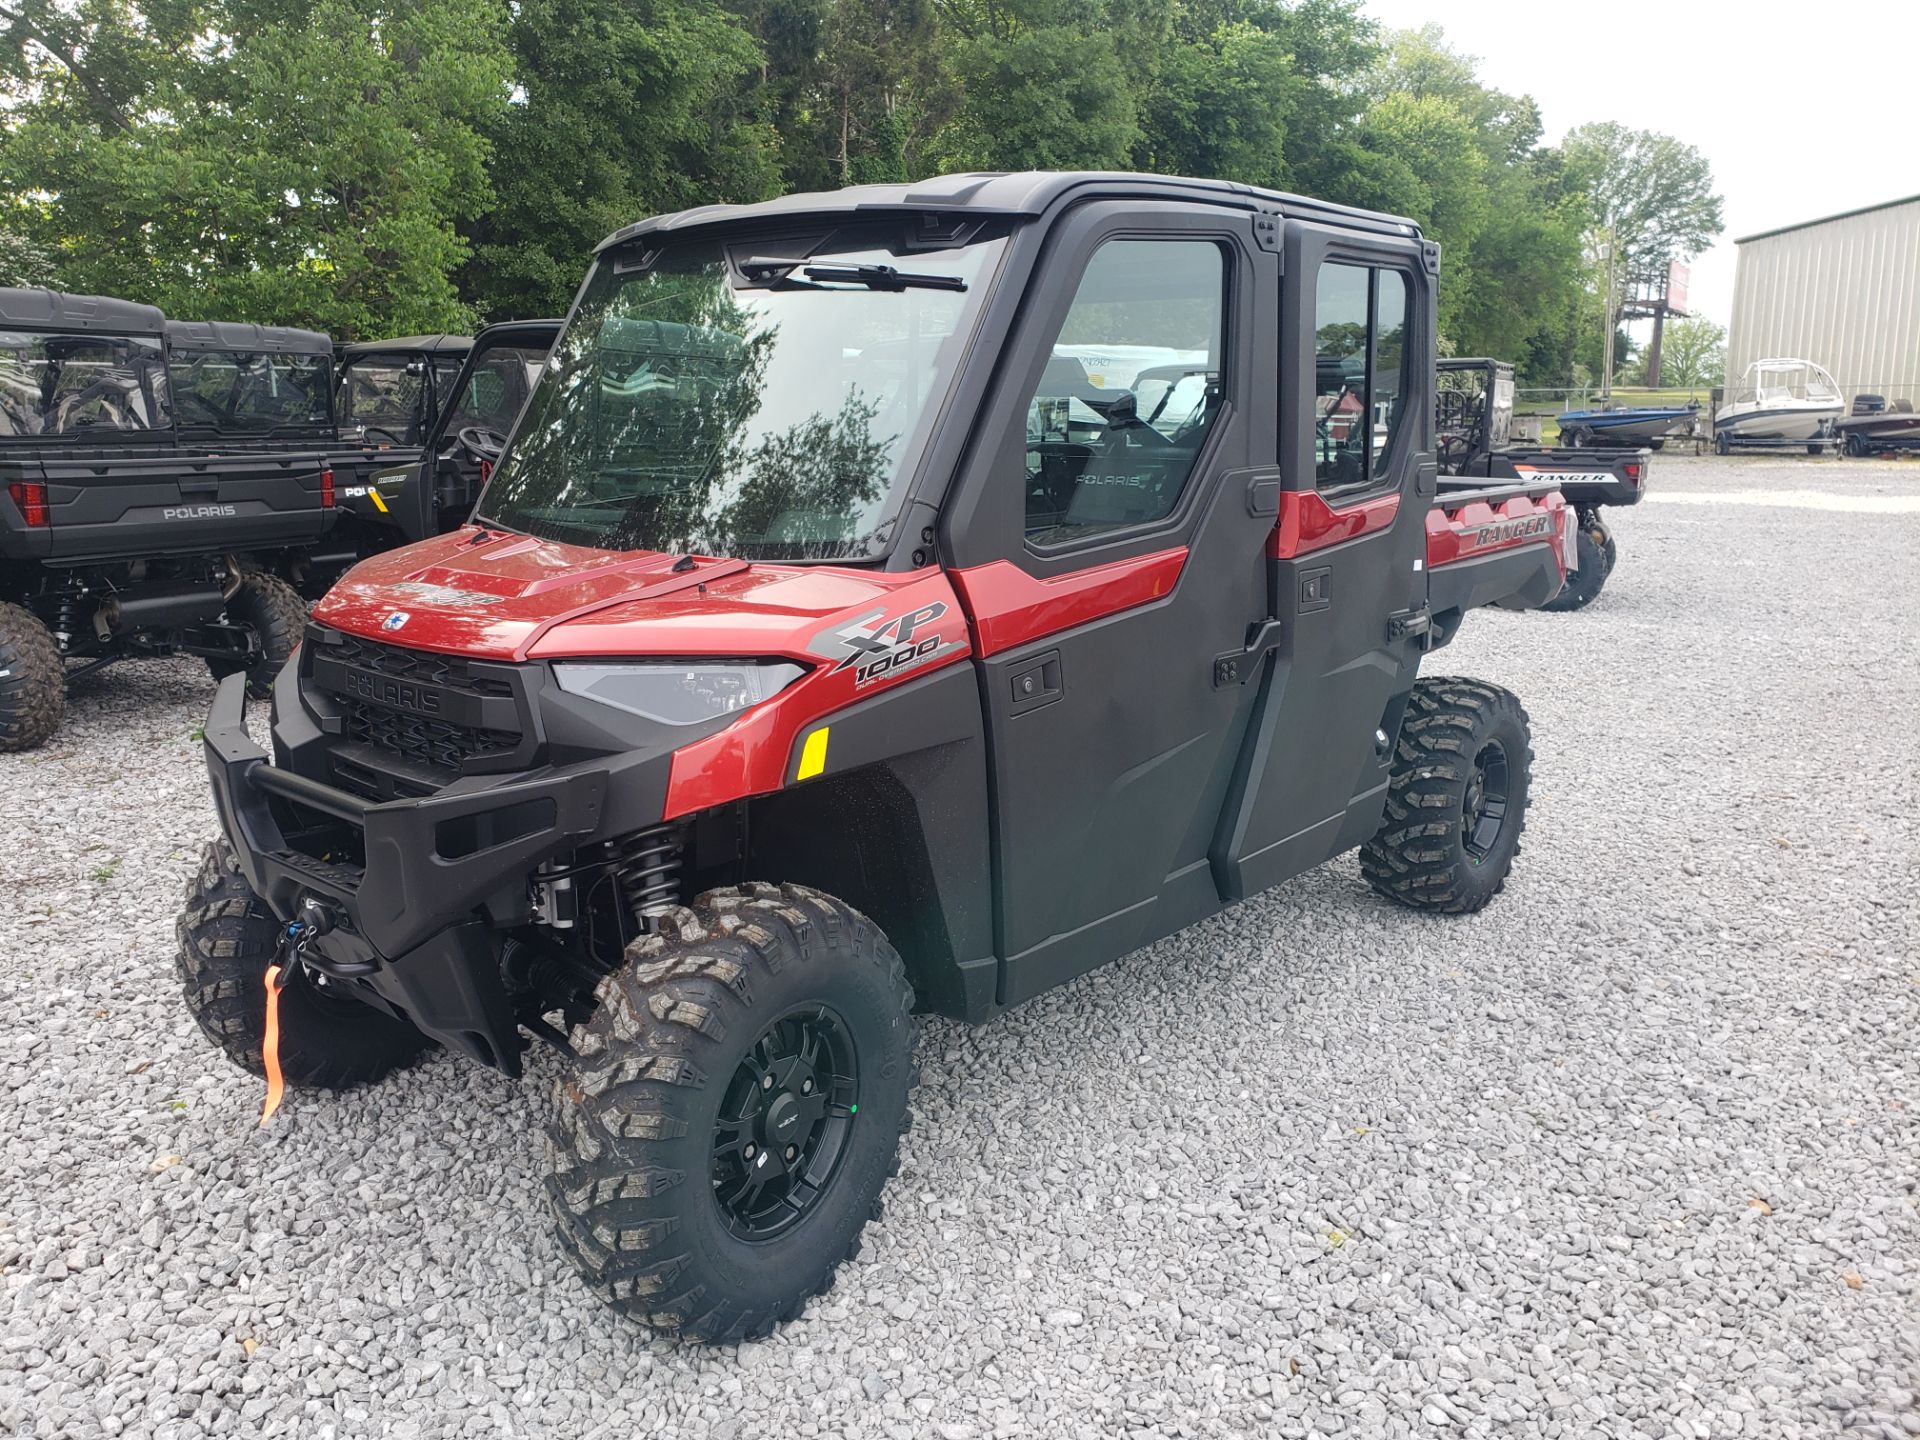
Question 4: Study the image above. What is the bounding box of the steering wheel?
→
[362,425,404,446]
[457,425,507,459]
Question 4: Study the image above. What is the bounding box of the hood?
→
[313,525,940,662]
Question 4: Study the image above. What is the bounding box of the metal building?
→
[1726,195,1920,406]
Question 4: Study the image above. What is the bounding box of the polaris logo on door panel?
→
[162,503,238,520]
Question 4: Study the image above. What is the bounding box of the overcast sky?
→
[1360,0,1920,328]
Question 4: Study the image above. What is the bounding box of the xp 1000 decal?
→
[814,601,960,687]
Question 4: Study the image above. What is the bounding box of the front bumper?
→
[203,673,615,1072]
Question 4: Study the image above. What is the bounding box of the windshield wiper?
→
[739,257,966,292]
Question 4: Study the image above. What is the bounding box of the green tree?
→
[1132,19,1298,189]
[1656,315,1725,388]
[1561,121,1724,268]
[1,0,513,337]
[925,0,1141,172]
[460,0,776,321]
[727,0,956,193]
[1255,0,1384,198]
[0,222,55,287]
[1448,191,1587,365]
[819,0,944,184]
[1350,24,1593,365]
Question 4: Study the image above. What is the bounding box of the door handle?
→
[1008,651,1063,715]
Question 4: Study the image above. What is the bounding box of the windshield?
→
[477,224,1008,560]
[439,342,548,443]
[337,356,428,442]
[0,331,171,439]
[1734,361,1843,407]
[171,349,332,435]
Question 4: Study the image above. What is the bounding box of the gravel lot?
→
[2,455,1915,1440]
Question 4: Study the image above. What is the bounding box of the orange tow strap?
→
[259,964,286,1126]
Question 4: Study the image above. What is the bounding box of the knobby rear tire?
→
[1361,678,1533,915]
[0,601,63,752]
[206,573,308,700]
[1542,521,1610,612]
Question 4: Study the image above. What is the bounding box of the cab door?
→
[1214,228,1435,899]
[941,201,1280,1007]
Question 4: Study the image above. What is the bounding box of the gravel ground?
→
[1,455,1915,1440]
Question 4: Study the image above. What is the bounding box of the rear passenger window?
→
[1374,271,1409,476]
[1314,262,1414,491]
[1020,239,1227,546]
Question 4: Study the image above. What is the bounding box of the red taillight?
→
[320,467,335,508]
[1624,461,1643,483]
[479,459,493,486]
[8,480,49,527]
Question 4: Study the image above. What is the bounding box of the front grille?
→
[341,704,519,772]
[321,628,516,699]
[307,625,524,781]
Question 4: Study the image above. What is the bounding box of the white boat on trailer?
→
[1714,358,1845,452]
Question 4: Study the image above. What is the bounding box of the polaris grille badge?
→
[382,611,411,632]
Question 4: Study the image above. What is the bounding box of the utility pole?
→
[1599,225,1617,403]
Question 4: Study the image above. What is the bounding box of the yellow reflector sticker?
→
[797,728,829,781]
[369,488,390,514]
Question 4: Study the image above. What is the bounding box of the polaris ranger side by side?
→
[333,334,472,449]
[0,290,320,750]
[178,173,1574,1343]
[164,318,369,596]
[1436,357,1648,612]
[169,323,545,594]
[323,334,472,587]
[353,319,561,550]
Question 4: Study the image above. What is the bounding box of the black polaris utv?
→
[0,289,320,750]
[332,334,472,449]
[313,334,470,580]
[1436,357,1648,611]
[176,172,1575,1343]
[166,322,537,596]
[163,318,369,596]
[350,319,560,549]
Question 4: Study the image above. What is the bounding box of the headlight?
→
[553,660,807,726]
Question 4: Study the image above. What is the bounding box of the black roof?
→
[471,319,563,347]
[0,287,166,337]
[341,333,473,358]
[598,171,1425,253]
[165,319,333,357]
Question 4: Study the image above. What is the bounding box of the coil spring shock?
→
[47,588,88,644]
[611,821,688,931]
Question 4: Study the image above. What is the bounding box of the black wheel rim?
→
[1461,740,1511,864]
[711,1004,859,1241]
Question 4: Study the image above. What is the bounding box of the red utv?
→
[176,173,1572,1342]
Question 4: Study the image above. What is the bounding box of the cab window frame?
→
[1311,258,1416,499]
[1018,230,1239,560]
